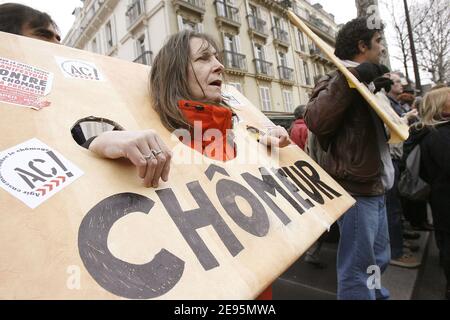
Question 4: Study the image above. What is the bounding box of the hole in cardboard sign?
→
[71,116,124,149]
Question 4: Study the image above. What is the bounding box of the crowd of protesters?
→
[287,16,450,300]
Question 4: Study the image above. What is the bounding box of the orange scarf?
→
[178,100,236,161]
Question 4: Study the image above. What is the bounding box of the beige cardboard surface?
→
[287,10,410,143]
[0,31,355,299]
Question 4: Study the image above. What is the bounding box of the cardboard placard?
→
[286,10,410,143]
[0,31,354,299]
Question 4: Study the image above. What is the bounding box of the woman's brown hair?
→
[149,30,222,132]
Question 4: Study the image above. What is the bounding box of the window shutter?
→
[235,35,241,53]
[177,15,184,31]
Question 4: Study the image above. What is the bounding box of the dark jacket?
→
[407,122,450,233]
[290,119,308,150]
[304,69,385,196]
[388,95,408,117]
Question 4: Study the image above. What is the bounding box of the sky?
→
[1,0,433,84]
[314,0,432,84]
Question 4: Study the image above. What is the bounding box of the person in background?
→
[385,73,421,268]
[0,3,60,43]
[387,74,409,116]
[289,105,308,150]
[401,95,434,233]
[405,87,450,299]
[398,92,415,111]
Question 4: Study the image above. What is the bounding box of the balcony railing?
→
[272,27,289,44]
[274,0,292,7]
[126,0,145,29]
[133,51,153,66]
[65,0,106,46]
[215,1,240,24]
[79,0,105,31]
[278,65,294,82]
[294,7,336,40]
[254,59,273,77]
[173,0,206,14]
[179,0,205,9]
[223,50,247,71]
[310,16,335,37]
[310,47,331,63]
[247,15,267,35]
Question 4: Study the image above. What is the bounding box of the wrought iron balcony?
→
[126,0,145,30]
[310,16,334,37]
[293,7,336,42]
[172,0,206,16]
[223,50,247,72]
[274,0,292,8]
[310,47,332,64]
[79,0,105,31]
[215,1,241,26]
[254,59,274,77]
[247,15,267,36]
[278,65,294,82]
[272,27,289,46]
[66,0,110,47]
[133,51,153,66]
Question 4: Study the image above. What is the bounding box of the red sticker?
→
[0,57,53,110]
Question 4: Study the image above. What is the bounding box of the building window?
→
[177,15,203,32]
[134,35,152,66]
[126,0,144,29]
[248,4,266,34]
[255,43,265,61]
[224,34,238,52]
[278,51,294,81]
[303,61,311,85]
[283,90,294,112]
[133,34,152,66]
[297,30,305,52]
[278,51,287,67]
[91,37,98,53]
[309,40,317,54]
[223,34,246,70]
[254,43,272,76]
[216,0,239,23]
[259,86,271,111]
[137,35,145,56]
[249,4,258,18]
[105,20,115,51]
[273,16,281,30]
[272,16,289,43]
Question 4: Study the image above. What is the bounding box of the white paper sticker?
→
[0,138,84,209]
[55,57,105,81]
[0,56,53,110]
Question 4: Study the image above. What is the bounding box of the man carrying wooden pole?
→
[303,17,394,300]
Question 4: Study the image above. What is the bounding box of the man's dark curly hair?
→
[334,17,383,60]
[0,3,58,35]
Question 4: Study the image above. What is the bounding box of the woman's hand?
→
[259,126,291,148]
[89,130,172,188]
